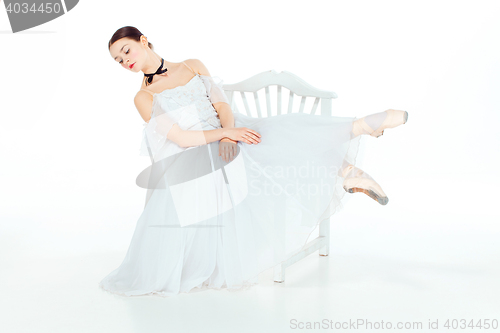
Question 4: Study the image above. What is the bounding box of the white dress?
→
[98,72,361,297]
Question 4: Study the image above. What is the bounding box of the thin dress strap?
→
[140,62,195,96]
[182,61,197,75]
[140,88,154,97]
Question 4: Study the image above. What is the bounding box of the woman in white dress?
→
[101,26,408,297]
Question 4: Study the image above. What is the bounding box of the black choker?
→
[144,58,168,86]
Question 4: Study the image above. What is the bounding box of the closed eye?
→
[119,49,130,64]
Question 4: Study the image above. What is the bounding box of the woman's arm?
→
[180,59,260,146]
[167,123,259,148]
[214,102,237,145]
[167,124,227,148]
[213,102,237,162]
[215,102,235,131]
[136,59,260,149]
[135,92,256,148]
[186,59,237,143]
[135,91,227,148]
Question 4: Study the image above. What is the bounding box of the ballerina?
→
[101,26,408,297]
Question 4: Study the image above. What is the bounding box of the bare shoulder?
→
[137,76,153,98]
[135,88,153,103]
[184,58,212,76]
[134,90,153,123]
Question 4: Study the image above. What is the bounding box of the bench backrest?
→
[222,70,337,117]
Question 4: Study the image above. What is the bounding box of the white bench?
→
[222,70,338,283]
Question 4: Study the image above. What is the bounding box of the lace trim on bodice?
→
[143,74,222,129]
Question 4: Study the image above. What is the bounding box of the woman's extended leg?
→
[340,163,389,205]
[334,109,404,205]
[350,109,408,139]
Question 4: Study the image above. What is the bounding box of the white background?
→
[0,0,499,332]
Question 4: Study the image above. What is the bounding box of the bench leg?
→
[274,263,285,283]
[319,218,330,256]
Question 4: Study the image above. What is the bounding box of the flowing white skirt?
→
[99,111,361,297]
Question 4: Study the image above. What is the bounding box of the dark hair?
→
[108,26,153,51]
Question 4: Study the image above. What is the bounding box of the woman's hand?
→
[219,138,238,162]
[223,127,261,145]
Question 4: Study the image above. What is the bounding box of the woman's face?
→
[109,37,146,72]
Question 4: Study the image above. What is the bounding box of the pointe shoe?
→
[341,164,389,205]
[352,109,409,138]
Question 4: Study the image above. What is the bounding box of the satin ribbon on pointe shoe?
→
[341,165,389,205]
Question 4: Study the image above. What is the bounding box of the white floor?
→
[2,1,500,331]
[1,175,499,333]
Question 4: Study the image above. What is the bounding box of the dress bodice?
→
[139,65,230,159]
[150,74,222,129]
